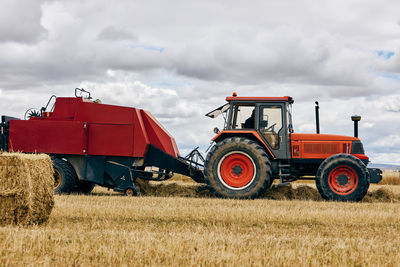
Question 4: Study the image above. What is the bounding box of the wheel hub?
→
[232,165,243,176]
[125,188,134,196]
[54,170,61,188]
[337,174,349,186]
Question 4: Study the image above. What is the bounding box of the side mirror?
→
[213,127,220,134]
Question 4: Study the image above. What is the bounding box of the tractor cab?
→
[206,95,294,159]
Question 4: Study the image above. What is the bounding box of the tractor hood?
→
[291,133,359,142]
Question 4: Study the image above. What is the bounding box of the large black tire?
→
[52,157,78,194]
[204,137,272,199]
[74,181,95,194]
[316,153,370,202]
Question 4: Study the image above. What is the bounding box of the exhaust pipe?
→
[315,101,320,134]
[351,115,361,138]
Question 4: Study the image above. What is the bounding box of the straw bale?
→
[0,153,54,226]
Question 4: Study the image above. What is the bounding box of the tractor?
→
[204,93,382,201]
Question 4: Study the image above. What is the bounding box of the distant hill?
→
[368,163,400,170]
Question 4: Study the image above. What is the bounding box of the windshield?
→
[206,103,230,130]
[205,103,230,118]
[231,104,255,129]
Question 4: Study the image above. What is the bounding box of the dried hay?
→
[135,178,400,203]
[380,171,400,185]
[260,184,322,201]
[362,188,400,203]
[0,153,54,226]
[135,178,213,198]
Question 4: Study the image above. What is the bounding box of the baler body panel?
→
[140,110,179,158]
[7,97,179,158]
[87,124,135,156]
[9,120,86,155]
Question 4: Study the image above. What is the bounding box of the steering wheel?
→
[265,123,276,132]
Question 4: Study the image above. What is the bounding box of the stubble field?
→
[1,173,400,266]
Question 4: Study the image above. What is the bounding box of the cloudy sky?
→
[1,0,400,164]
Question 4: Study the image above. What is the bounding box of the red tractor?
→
[204,93,381,201]
[0,89,381,201]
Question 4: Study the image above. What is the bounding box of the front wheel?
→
[316,154,369,201]
[204,137,272,199]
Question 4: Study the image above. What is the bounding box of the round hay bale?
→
[0,153,54,226]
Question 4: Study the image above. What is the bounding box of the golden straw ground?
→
[1,187,400,266]
[1,171,400,266]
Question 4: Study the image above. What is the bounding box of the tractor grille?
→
[351,141,365,154]
[303,143,340,154]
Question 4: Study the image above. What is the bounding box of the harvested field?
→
[381,170,400,185]
[0,153,54,226]
[2,172,400,266]
[1,182,400,266]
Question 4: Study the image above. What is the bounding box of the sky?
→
[0,0,400,164]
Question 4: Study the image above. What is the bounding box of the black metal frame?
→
[0,115,20,151]
[75,88,92,99]
[58,144,205,194]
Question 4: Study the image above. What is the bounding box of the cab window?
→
[231,104,255,129]
[259,106,282,149]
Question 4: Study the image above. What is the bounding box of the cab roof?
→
[226,96,294,103]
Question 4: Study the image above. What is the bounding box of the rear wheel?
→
[204,137,272,198]
[316,154,369,201]
[74,181,95,194]
[52,158,78,194]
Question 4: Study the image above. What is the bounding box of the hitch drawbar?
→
[144,145,205,183]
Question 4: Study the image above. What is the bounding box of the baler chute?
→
[0,89,204,195]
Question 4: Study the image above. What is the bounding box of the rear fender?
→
[212,131,275,159]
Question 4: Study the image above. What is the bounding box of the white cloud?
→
[0,0,47,44]
[0,0,400,164]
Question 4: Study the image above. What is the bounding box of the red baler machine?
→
[0,88,204,195]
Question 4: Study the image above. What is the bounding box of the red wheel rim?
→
[218,152,255,189]
[328,165,358,195]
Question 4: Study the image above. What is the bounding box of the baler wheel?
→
[204,137,272,199]
[125,187,138,196]
[52,157,78,194]
[315,153,369,202]
[74,181,95,194]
